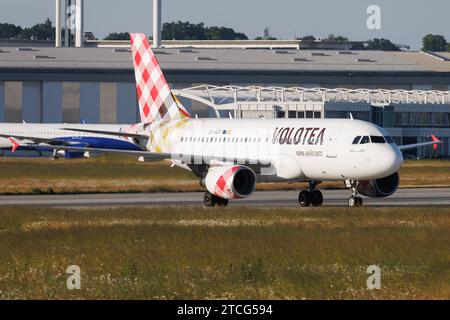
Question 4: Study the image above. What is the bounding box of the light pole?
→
[153,0,162,48]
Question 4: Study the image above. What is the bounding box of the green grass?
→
[0,155,193,180]
[399,160,450,186]
[0,206,448,299]
[0,156,449,194]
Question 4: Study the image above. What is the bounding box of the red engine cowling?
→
[204,165,256,199]
[357,172,400,198]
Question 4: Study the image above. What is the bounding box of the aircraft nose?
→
[382,146,403,175]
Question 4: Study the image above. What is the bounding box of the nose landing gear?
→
[298,181,323,207]
[346,180,363,207]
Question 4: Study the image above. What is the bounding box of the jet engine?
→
[357,172,400,198]
[203,165,256,199]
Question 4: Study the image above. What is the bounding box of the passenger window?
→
[360,136,370,144]
[352,136,361,144]
[370,136,386,144]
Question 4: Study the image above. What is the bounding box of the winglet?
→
[8,138,19,153]
[431,135,440,151]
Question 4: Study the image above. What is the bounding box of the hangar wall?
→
[0,80,140,125]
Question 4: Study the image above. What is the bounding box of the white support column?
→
[64,0,69,47]
[75,0,84,47]
[152,0,162,48]
[55,0,61,47]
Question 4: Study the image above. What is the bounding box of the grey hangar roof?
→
[0,46,450,85]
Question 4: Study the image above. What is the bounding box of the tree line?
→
[0,19,55,40]
[104,21,248,41]
[1,19,449,52]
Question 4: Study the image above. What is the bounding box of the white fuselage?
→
[160,118,404,182]
[0,118,404,183]
[0,123,138,151]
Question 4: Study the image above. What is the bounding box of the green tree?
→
[0,23,22,39]
[19,18,55,40]
[104,32,130,40]
[161,21,247,40]
[366,38,400,51]
[162,21,208,40]
[102,21,248,42]
[206,26,247,40]
[422,34,447,51]
[300,35,316,41]
[325,34,348,42]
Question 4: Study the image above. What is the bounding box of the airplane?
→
[0,33,442,207]
[0,123,145,159]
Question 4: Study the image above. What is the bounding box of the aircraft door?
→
[326,127,342,158]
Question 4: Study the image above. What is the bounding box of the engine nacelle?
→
[204,165,256,199]
[357,172,400,198]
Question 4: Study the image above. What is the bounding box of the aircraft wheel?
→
[216,197,229,207]
[348,196,364,207]
[204,192,215,207]
[355,197,363,207]
[298,190,311,207]
[310,190,323,207]
[348,196,356,207]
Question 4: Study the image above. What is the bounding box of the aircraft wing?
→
[60,128,148,139]
[398,135,442,151]
[19,144,272,166]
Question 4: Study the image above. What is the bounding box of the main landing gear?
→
[346,180,363,207]
[204,191,229,207]
[298,181,323,207]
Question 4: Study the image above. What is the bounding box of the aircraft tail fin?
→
[129,33,190,123]
[431,134,440,151]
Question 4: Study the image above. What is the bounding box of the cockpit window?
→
[352,136,361,144]
[360,136,370,144]
[370,136,386,144]
[384,136,395,144]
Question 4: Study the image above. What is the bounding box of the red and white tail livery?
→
[130,33,190,123]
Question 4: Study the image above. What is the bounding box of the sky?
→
[0,0,449,50]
